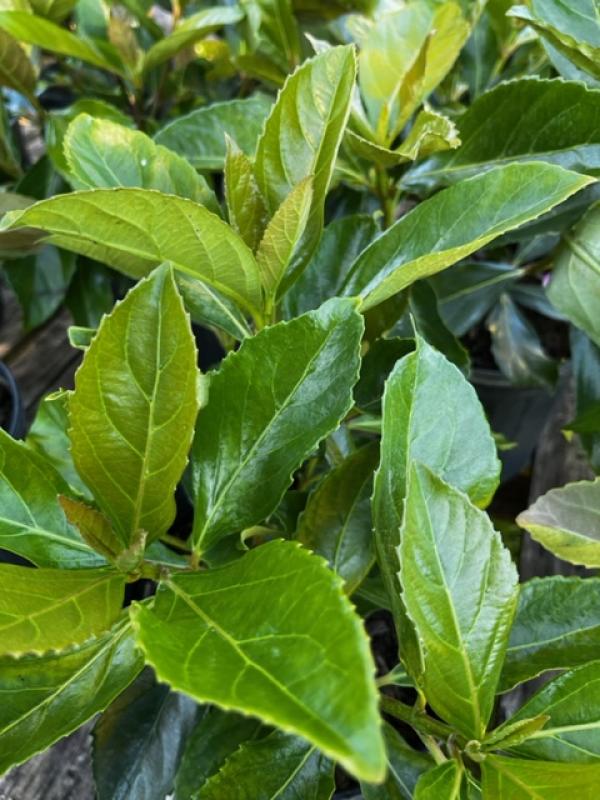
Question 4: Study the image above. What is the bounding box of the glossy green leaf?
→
[400,464,518,738]
[256,176,312,299]
[190,298,363,555]
[0,618,143,774]
[0,428,102,568]
[0,10,125,75]
[93,669,198,800]
[408,78,600,189]
[414,760,463,800]
[70,266,199,548]
[174,708,264,799]
[548,203,600,347]
[177,277,252,341]
[481,755,600,799]
[64,114,219,212]
[0,188,263,318]
[197,730,334,799]
[487,293,557,389]
[0,565,124,655]
[571,329,600,471]
[131,539,385,782]
[0,27,35,98]
[283,214,378,318]
[373,335,500,669]
[26,390,90,499]
[483,714,550,751]
[361,722,432,800]
[343,163,592,310]
[155,95,272,171]
[255,45,356,280]
[508,2,600,81]
[354,337,414,414]
[3,245,76,331]
[224,136,267,252]
[297,442,379,594]
[143,6,244,71]
[501,576,600,691]
[507,661,600,762]
[517,478,600,567]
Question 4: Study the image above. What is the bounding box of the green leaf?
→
[224,136,267,252]
[481,755,600,799]
[342,163,593,310]
[0,428,102,567]
[177,277,252,341]
[408,78,600,189]
[414,760,463,800]
[64,114,219,213]
[0,188,263,318]
[483,715,550,751]
[143,6,244,72]
[70,266,199,548]
[297,442,379,594]
[571,329,600,471]
[508,2,600,81]
[174,708,264,799]
[487,293,558,389]
[58,495,124,564]
[399,464,518,738]
[26,390,91,499]
[0,565,124,655]
[506,662,600,762]
[242,0,301,76]
[0,10,126,75]
[155,95,272,171]
[197,730,334,799]
[0,618,143,775]
[93,669,198,800]
[255,45,356,281]
[131,539,385,782]
[190,298,363,555]
[517,478,600,567]
[0,27,35,98]
[361,722,432,800]
[547,203,600,348]
[399,108,461,161]
[355,338,414,414]
[283,214,378,318]
[256,176,313,299]
[3,245,76,331]
[372,335,500,671]
[501,576,600,691]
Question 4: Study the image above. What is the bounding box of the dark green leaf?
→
[70,266,199,548]
[414,760,463,800]
[190,298,363,555]
[400,464,518,738]
[0,27,36,99]
[501,576,600,691]
[197,730,334,799]
[571,329,600,471]
[297,442,379,593]
[131,539,386,782]
[487,294,558,389]
[0,618,143,774]
[155,95,272,171]
[354,337,414,414]
[361,722,432,800]
[283,214,378,318]
[93,669,198,800]
[408,78,600,189]
[174,708,263,799]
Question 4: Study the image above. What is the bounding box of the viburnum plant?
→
[2,0,600,798]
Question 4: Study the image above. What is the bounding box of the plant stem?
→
[420,734,447,765]
[375,165,396,229]
[380,695,453,740]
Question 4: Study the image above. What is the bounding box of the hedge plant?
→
[2,0,600,798]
